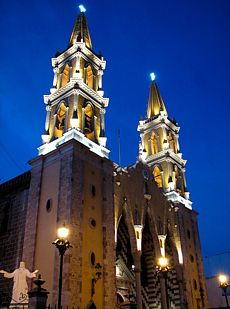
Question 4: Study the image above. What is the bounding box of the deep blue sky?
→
[0,0,229,257]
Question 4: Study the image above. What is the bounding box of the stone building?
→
[0,9,207,309]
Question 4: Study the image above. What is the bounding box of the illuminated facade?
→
[0,9,208,309]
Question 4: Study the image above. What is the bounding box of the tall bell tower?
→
[138,74,192,209]
[22,7,115,308]
[39,8,109,158]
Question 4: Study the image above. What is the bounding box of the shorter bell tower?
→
[138,73,192,209]
[39,8,109,158]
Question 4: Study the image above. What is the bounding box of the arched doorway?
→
[141,216,161,309]
[116,215,136,306]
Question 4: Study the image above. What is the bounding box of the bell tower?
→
[137,73,192,209]
[39,7,109,158]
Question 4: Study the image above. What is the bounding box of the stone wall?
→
[0,172,30,306]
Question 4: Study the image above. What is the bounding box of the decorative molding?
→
[38,129,110,158]
[146,149,186,166]
[51,42,106,70]
[165,191,192,209]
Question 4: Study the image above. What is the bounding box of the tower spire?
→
[69,8,92,49]
[147,78,167,119]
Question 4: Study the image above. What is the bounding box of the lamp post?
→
[218,274,230,309]
[156,256,170,309]
[53,224,72,309]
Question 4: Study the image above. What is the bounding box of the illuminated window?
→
[174,165,184,196]
[84,103,94,139]
[151,133,158,154]
[168,132,176,152]
[61,64,70,87]
[55,102,66,138]
[153,166,162,188]
[85,65,94,89]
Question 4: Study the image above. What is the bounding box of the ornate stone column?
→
[71,93,79,129]
[42,104,52,144]
[97,69,104,96]
[99,108,107,147]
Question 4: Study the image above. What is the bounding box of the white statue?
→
[0,261,38,304]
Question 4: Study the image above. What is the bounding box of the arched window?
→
[61,64,70,87]
[55,102,66,138]
[153,166,162,188]
[151,132,158,154]
[174,165,184,195]
[88,302,96,309]
[168,132,176,152]
[84,103,94,139]
[85,65,94,89]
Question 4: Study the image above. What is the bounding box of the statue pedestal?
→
[28,275,49,309]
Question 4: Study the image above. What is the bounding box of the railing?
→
[0,306,79,309]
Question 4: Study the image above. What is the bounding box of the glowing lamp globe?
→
[79,5,86,13]
[219,274,227,285]
[158,256,168,268]
[57,225,69,239]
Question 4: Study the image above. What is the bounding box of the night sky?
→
[0,0,229,258]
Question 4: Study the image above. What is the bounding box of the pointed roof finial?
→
[79,4,86,13]
[146,72,167,119]
[68,4,92,49]
[150,72,156,81]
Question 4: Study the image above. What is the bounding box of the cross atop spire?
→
[69,7,92,49]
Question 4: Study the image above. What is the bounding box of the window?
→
[151,132,158,154]
[89,218,96,228]
[187,229,191,239]
[84,103,94,140]
[190,254,194,262]
[153,166,162,188]
[90,252,96,266]
[55,102,66,138]
[85,65,93,88]
[91,185,96,197]
[46,199,52,213]
[61,64,70,87]
[168,131,176,152]
[193,279,197,290]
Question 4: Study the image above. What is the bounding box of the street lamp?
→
[156,256,170,309]
[53,224,72,309]
[218,274,230,309]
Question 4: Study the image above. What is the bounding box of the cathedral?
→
[0,8,207,309]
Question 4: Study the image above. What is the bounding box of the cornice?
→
[146,149,186,166]
[44,78,109,108]
[165,191,192,210]
[38,129,110,159]
[52,42,106,70]
[138,115,180,134]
